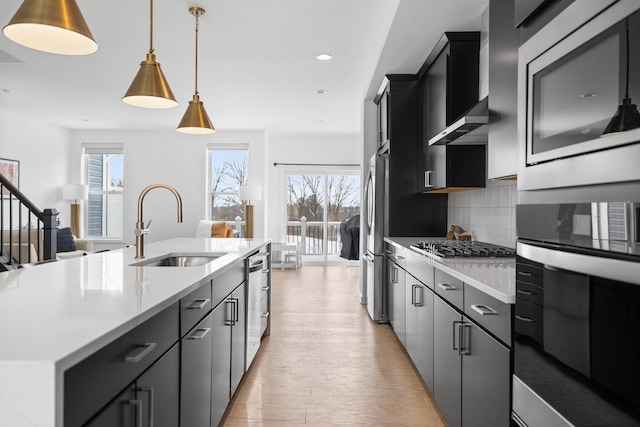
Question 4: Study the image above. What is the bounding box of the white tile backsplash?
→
[447,179,517,248]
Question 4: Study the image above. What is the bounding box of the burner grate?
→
[410,240,514,259]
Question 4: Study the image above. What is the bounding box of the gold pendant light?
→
[3,0,98,55]
[122,0,177,109]
[177,6,215,134]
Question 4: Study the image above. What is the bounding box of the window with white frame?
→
[208,147,248,222]
[83,144,124,239]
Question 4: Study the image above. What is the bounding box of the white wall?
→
[0,109,70,227]
[265,133,362,242]
[69,130,266,249]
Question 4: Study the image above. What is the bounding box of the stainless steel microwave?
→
[518,0,640,190]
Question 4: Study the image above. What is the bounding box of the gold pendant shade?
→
[3,0,98,55]
[177,6,215,134]
[177,94,215,134]
[122,0,178,109]
[122,52,178,109]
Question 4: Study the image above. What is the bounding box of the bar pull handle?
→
[425,171,433,188]
[452,320,463,351]
[517,289,534,296]
[262,286,270,292]
[515,315,535,323]
[517,271,533,277]
[261,312,270,318]
[391,266,398,284]
[262,269,271,274]
[137,386,154,427]
[125,343,157,363]
[471,304,498,316]
[225,300,235,326]
[460,324,472,355]
[186,298,210,310]
[437,283,456,291]
[186,327,211,340]
[394,255,405,260]
[413,285,423,307]
[126,399,143,427]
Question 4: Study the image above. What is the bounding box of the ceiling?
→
[0,0,488,136]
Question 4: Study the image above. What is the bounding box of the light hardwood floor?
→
[223,266,446,426]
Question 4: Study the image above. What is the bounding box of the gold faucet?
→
[135,184,183,259]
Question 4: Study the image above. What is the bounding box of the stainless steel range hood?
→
[428,96,488,146]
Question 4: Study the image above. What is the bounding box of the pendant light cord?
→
[195,13,199,95]
[149,0,154,54]
[625,18,630,99]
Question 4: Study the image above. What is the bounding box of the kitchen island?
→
[0,237,270,427]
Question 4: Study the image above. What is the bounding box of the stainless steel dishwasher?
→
[246,252,267,368]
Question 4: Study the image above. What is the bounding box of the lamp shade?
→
[3,0,98,55]
[238,185,262,202]
[63,184,88,202]
[122,53,178,109]
[176,94,215,134]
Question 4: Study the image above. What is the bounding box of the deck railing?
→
[0,174,58,269]
[285,217,342,255]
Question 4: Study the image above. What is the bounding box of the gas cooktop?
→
[410,240,515,259]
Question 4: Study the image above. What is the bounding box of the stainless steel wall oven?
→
[518,0,640,190]
[514,202,640,427]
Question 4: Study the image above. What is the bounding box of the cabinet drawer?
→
[516,281,543,307]
[464,284,512,345]
[516,256,543,287]
[212,261,245,307]
[180,280,212,337]
[434,269,464,311]
[515,300,543,346]
[64,302,179,427]
[406,250,434,289]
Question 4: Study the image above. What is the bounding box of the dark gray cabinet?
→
[433,296,463,427]
[181,312,214,427]
[462,321,510,427]
[433,291,512,427]
[405,277,434,390]
[211,282,246,426]
[87,343,180,427]
[387,256,406,346]
[377,83,389,146]
[425,144,486,193]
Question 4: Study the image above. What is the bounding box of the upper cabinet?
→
[418,32,487,193]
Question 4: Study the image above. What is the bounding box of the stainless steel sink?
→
[131,253,224,267]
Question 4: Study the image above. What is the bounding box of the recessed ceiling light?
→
[318,120,324,123]
[315,53,333,61]
[581,93,597,98]
[314,90,327,94]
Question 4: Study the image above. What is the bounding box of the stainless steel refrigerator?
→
[362,144,387,322]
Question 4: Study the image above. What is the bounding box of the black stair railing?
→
[0,173,58,269]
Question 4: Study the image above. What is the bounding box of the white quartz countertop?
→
[0,237,269,427]
[0,237,268,367]
[384,237,515,304]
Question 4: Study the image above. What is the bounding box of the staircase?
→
[0,173,58,270]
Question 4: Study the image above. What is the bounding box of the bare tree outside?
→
[210,149,248,221]
[286,173,360,256]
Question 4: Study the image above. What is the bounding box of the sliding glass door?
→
[285,172,360,264]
